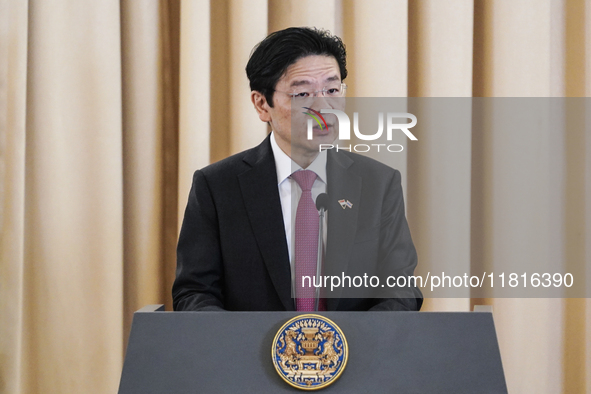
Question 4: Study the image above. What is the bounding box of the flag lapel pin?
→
[338,199,353,209]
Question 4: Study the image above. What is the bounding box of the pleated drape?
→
[2,0,124,392]
[1,1,28,393]
[1,1,589,393]
[407,0,474,313]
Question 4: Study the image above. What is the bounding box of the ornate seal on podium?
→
[272,314,348,390]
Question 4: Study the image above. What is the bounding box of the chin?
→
[300,138,335,154]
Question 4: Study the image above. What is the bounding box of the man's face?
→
[252,55,344,161]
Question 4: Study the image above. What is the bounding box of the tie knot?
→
[291,170,317,191]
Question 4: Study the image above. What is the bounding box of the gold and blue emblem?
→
[272,314,348,390]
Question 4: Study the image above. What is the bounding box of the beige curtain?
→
[1,0,589,392]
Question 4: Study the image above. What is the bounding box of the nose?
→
[308,94,333,110]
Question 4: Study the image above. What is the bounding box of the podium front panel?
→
[119,310,506,393]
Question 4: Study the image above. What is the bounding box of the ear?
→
[251,91,272,123]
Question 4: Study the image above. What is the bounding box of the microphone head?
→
[315,193,330,211]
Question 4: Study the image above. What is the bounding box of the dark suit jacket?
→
[172,135,423,311]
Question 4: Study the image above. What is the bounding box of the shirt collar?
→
[270,131,327,185]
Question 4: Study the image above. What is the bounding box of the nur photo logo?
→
[304,108,418,153]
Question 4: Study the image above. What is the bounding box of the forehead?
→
[279,55,341,87]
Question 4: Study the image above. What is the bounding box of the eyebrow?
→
[289,75,341,88]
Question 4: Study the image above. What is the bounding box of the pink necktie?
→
[291,170,326,311]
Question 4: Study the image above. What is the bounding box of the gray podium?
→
[119,305,507,393]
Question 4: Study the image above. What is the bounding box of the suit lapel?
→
[238,136,294,311]
[326,150,362,310]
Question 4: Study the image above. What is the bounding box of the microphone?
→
[314,193,329,311]
[315,193,330,212]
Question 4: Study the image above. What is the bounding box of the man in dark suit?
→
[173,27,422,312]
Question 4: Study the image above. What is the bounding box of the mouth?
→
[312,124,333,136]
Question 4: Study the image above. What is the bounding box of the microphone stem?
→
[315,208,325,311]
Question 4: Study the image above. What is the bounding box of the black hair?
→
[246,27,347,107]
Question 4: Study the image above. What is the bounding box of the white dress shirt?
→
[270,131,328,268]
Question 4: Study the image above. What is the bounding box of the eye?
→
[293,91,310,98]
[326,88,340,96]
